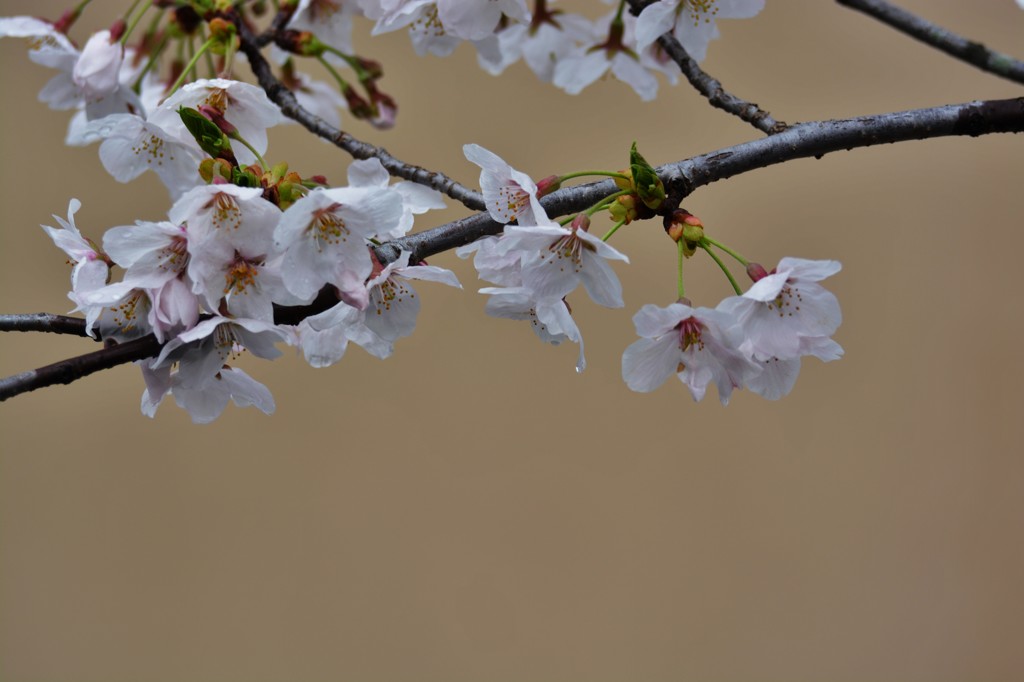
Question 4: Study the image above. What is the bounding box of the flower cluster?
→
[42,152,457,422]
[458,146,842,402]
[623,258,843,404]
[459,144,631,372]
[5,1,846,421]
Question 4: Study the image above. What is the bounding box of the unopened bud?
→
[535,175,561,197]
[108,18,126,42]
[355,57,384,80]
[608,194,637,223]
[571,213,591,232]
[198,104,237,136]
[681,221,704,245]
[746,262,768,282]
[208,17,236,42]
[613,169,632,191]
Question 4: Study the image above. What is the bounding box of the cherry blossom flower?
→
[463,143,549,225]
[274,185,403,305]
[169,185,290,320]
[41,198,108,297]
[367,0,530,55]
[72,29,123,104]
[153,316,287,389]
[78,281,156,342]
[142,364,275,423]
[553,12,661,101]
[479,11,593,82]
[635,0,765,63]
[481,287,586,371]
[293,302,392,368]
[501,216,629,308]
[717,258,843,361]
[362,250,462,346]
[149,79,283,167]
[456,234,522,287]
[622,301,759,404]
[716,257,844,399]
[345,158,446,239]
[72,113,204,199]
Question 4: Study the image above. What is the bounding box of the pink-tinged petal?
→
[398,264,462,288]
[553,50,610,95]
[800,336,844,362]
[72,30,123,102]
[622,335,680,392]
[746,356,801,400]
[366,279,420,341]
[347,157,391,188]
[575,229,630,263]
[172,380,232,423]
[140,364,173,417]
[610,52,660,102]
[778,257,842,282]
[579,252,624,308]
[218,367,275,413]
[635,0,677,51]
[632,302,689,338]
[395,182,447,213]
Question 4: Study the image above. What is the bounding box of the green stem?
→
[131,33,168,94]
[677,239,685,300]
[164,35,216,100]
[702,244,742,295]
[587,189,629,215]
[602,219,627,242]
[702,236,749,266]
[558,170,631,183]
[321,45,371,81]
[232,134,268,171]
[120,0,151,45]
[317,54,351,93]
[613,0,627,25]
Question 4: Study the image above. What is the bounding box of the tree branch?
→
[387,97,1024,263]
[0,313,88,336]
[837,0,1024,86]
[626,0,787,134]
[234,19,486,212]
[0,334,163,402]
[3,97,1021,402]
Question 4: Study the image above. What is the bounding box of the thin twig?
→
[3,97,1022,401]
[234,18,486,212]
[0,314,88,336]
[626,0,787,134]
[837,0,1024,86]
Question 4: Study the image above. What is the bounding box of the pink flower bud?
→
[746,262,768,282]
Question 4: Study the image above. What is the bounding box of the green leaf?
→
[629,142,665,210]
[178,106,233,160]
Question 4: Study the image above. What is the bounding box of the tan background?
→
[2,1,1022,679]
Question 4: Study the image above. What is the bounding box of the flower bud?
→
[535,175,561,197]
[571,213,591,233]
[608,194,637,224]
[746,262,769,282]
[198,104,237,136]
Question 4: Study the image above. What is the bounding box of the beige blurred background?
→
[1,1,1022,679]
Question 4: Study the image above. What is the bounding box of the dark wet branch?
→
[4,97,1022,402]
[626,0,787,134]
[837,0,1024,85]
[234,18,486,212]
